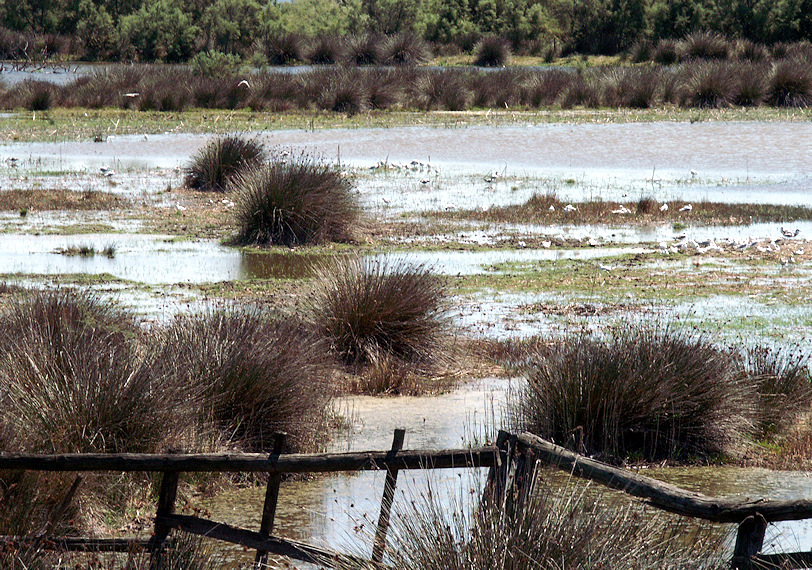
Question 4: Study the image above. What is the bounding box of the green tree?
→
[118,0,199,61]
[75,0,118,59]
[201,0,261,54]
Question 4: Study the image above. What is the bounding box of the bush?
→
[680,31,730,61]
[152,309,331,452]
[312,68,371,114]
[736,39,770,62]
[470,69,524,108]
[191,50,243,77]
[345,34,383,65]
[305,35,343,64]
[473,35,510,67]
[652,39,680,64]
[512,324,756,462]
[732,62,770,106]
[767,58,812,107]
[334,474,727,570]
[0,289,179,454]
[383,32,431,65]
[740,345,812,438]
[261,32,303,65]
[520,69,574,107]
[681,61,736,108]
[184,135,266,192]
[231,151,358,246]
[308,256,447,372]
[412,69,472,111]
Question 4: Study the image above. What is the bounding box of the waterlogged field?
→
[1,111,811,567]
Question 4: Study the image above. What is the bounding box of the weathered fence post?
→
[482,430,512,509]
[255,432,287,568]
[371,428,406,564]
[731,513,767,570]
[149,469,180,568]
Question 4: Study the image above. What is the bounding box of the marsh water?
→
[1,119,812,565]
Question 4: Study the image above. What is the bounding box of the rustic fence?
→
[2,429,812,569]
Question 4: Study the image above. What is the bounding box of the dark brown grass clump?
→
[305,35,344,65]
[308,256,447,374]
[511,324,756,462]
[411,69,472,111]
[473,35,511,67]
[739,345,812,438]
[680,31,730,61]
[383,32,431,66]
[652,39,680,64]
[767,58,812,107]
[260,33,303,65]
[332,474,727,570]
[0,289,182,455]
[520,69,574,107]
[345,34,383,66]
[152,309,331,452]
[681,61,737,108]
[184,135,266,192]
[312,68,371,114]
[231,151,358,246]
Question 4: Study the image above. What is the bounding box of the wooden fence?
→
[2,429,812,569]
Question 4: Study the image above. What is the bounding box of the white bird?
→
[659,203,668,212]
[142,134,149,141]
[781,227,800,238]
[795,248,805,255]
[100,166,112,174]
[587,237,598,247]
[679,204,693,212]
[563,204,577,212]
[541,241,551,248]
[484,172,499,183]
[237,79,250,89]
[548,205,555,212]
[598,264,613,271]
[690,169,698,177]
[517,240,527,248]
[611,205,632,214]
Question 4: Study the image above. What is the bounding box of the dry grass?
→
[0,189,127,211]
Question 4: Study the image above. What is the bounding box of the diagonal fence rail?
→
[2,429,812,569]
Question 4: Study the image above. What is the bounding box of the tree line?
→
[0,0,809,62]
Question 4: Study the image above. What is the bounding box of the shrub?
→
[512,324,756,462]
[28,82,52,111]
[308,256,447,372]
[558,72,600,108]
[184,135,266,192]
[636,196,657,214]
[600,67,660,108]
[736,39,770,62]
[412,69,472,111]
[0,289,180,455]
[334,474,727,570]
[520,69,574,107]
[470,69,524,108]
[345,34,383,66]
[152,309,331,452]
[767,59,812,107]
[681,61,736,108]
[191,50,243,77]
[232,151,358,246]
[680,31,730,61]
[383,32,431,65]
[652,39,680,64]
[740,345,812,438]
[629,40,653,63]
[305,35,343,65]
[731,62,770,106]
[261,33,303,65]
[313,68,371,114]
[473,35,510,67]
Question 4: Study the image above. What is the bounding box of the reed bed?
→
[3,52,811,113]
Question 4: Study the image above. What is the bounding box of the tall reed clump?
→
[332,474,726,570]
[0,289,190,536]
[152,309,332,452]
[739,345,812,438]
[231,151,358,246]
[0,288,183,455]
[473,35,511,67]
[511,324,756,462]
[184,135,266,192]
[767,58,812,107]
[307,256,448,377]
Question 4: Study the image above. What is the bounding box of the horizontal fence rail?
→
[3,430,812,569]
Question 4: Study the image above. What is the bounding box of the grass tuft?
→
[473,35,510,67]
[384,32,431,66]
[511,323,756,462]
[767,58,812,107]
[184,135,265,192]
[231,151,358,246]
[308,256,447,373]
